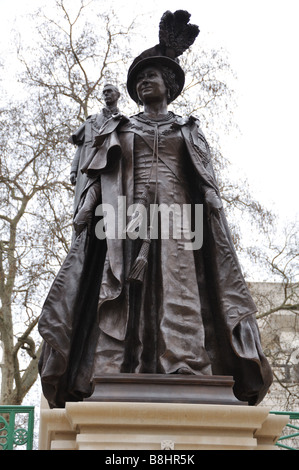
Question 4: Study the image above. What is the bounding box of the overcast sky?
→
[1,0,299,227]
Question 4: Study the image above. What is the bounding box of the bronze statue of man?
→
[69,84,120,216]
[38,11,272,408]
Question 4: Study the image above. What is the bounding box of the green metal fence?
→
[270,411,299,450]
[0,406,34,450]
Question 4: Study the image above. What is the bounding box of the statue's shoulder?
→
[118,114,144,131]
[97,113,129,134]
[68,114,99,144]
[172,115,204,137]
[123,114,138,126]
[92,113,129,148]
[86,113,98,121]
[188,114,201,126]
[68,120,86,145]
[187,115,206,138]
[172,114,200,126]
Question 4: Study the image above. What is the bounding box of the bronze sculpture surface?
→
[38,11,272,408]
[69,83,120,217]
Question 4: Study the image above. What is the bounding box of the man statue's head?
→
[102,84,120,108]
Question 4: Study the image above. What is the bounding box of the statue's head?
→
[126,10,199,105]
[127,49,184,105]
[102,83,120,107]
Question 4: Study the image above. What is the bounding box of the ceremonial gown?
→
[38,112,273,408]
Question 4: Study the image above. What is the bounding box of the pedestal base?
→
[39,399,288,450]
[86,374,246,405]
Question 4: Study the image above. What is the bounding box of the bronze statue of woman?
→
[38,11,272,408]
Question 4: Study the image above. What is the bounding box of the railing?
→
[0,406,34,450]
[270,411,299,450]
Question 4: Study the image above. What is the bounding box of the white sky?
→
[1,0,299,227]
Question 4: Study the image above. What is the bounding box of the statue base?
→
[85,373,246,405]
[38,373,288,450]
[38,397,288,450]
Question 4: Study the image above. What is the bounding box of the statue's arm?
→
[68,121,86,185]
[195,123,223,216]
[70,146,81,185]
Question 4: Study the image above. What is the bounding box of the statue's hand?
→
[205,189,223,217]
[70,171,77,185]
[73,208,92,236]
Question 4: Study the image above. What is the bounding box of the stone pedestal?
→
[39,373,287,450]
[39,399,288,450]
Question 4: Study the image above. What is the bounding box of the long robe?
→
[38,112,273,408]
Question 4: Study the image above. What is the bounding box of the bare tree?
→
[0,96,74,404]
[247,221,299,408]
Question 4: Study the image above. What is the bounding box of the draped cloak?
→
[69,108,119,215]
[38,113,273,408]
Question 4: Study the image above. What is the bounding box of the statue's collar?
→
[131,113,198,128]
[102,107,119,118]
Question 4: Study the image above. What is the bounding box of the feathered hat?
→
[127,10,199,103]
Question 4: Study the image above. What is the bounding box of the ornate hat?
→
[127,10,199,103]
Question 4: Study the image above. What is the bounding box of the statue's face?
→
[136,66,167,104]
[102,86,119,106]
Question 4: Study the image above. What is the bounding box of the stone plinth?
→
[39,399,288,450]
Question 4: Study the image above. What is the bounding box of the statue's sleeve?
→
[68,122,86,175]
[194,122,222,197]
[183,117,220,196]
[70,146,81,175]
[68,122,86,146]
